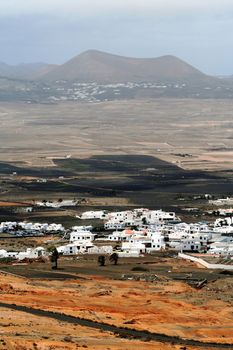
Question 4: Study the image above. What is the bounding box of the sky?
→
[1,0,233,75]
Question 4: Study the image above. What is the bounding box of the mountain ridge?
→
[40,49,208,83]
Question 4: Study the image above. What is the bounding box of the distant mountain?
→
[0,62,57,80]
[40,50,209,83]
[2,51,232,102]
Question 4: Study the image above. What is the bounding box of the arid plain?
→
[0,99,232,170]
[0,98,232,350]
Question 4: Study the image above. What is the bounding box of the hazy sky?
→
[1,0,233,74]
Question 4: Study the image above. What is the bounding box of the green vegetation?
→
[0,257,16,264]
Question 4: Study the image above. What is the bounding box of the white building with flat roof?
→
[81,210,107,220]
[70,230,95,243]
[57,241,94,255]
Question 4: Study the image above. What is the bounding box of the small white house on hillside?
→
[81,210,107,220]
[17,247,47,260]
[70,230,95,243]
[57,241,94,255]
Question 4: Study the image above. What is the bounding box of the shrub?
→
[131,266,149,272]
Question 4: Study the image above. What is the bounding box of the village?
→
[0,205,233,266]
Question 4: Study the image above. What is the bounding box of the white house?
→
[126,231,165,253]
[209,197,233,206]
[72,225,93,231]
[107,229,135,242]
[107,210,134,222]
[0,249,7,258]
[81,210,107,220]
[36,199,78,208]
[213,226,233,234]
[147,232,166,252]
[121,241,146,254]
[209,237,233,256]
[176,239,202,252]
[5,252,18,259]
[87,245,113,254]
[17,247,47,260]
[144,210,178,224]
[69,230,95,243]
[118,251,141,258]
[57,241,95,255]
[104,221,126,230]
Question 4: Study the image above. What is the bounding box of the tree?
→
[142,217,147,225]
[109,253,119,265]
[51,247,59,269]
[98,255,105,266]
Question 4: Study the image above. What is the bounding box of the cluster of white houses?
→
[57,209,233,258]
[0,246,47,260]
[79,208,178,229]
[0,221,64,236]
[209,197,233,206]
[36,199,78,208]
[0,208,233,260]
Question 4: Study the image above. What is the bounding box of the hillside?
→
[40,50,209,83]
[1,50,232,101]
[0,62,57,80]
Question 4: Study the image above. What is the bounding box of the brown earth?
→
[41,50,205,83]
[0,257,232,349]
[0,99,232,170]
[0,201,28,207]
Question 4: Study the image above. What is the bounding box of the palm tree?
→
[51,248,59,269]
[98,255,105,266]
[109,253,118,265]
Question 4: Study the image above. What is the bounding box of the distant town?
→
[2,79,233,103]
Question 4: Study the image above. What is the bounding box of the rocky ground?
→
[0,257,232,349]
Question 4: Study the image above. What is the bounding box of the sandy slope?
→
[0,267,232,349]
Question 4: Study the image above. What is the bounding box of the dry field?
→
[0,201,28,207]
[0,99,232,171]
[0,256,232,350]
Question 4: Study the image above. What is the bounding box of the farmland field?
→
[0,99,232,170]
[0,98,232,215]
